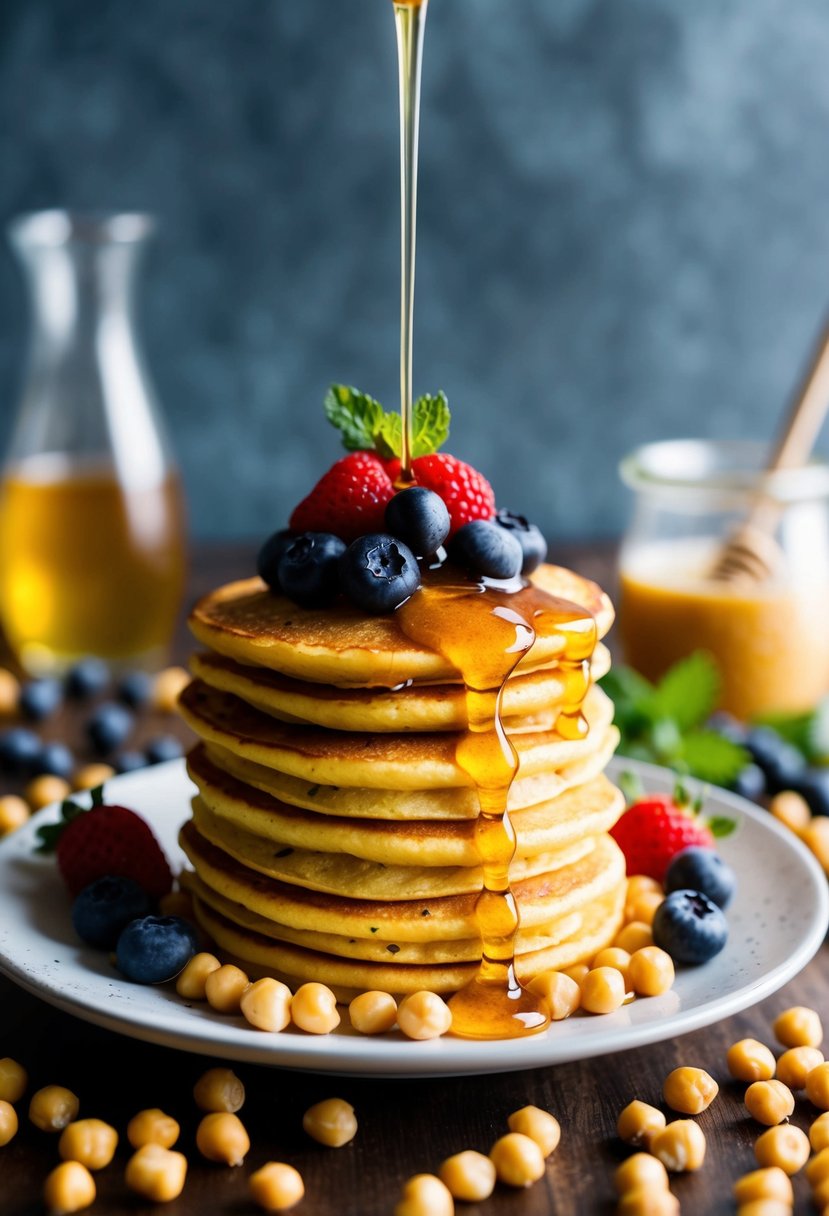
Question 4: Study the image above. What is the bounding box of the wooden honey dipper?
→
[710,318,829,583]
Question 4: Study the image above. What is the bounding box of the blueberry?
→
[33,742,74,780]
[707,711,747,745]
[665,847,736,909]
[448,520,523,580]
[117,670,153,708]
[745,727,805,793]
[494,510,548,575]
[277,532,346,608]
[0,727,41,775]
[339,534,421,614]
[145,735,184,765]
[19,678,62,721]
[257,529,295,592]
[113,750,148,775]
[86,702,134,755]
[731,763,766,801]
[652,889,729,965]
[115,915,197,984]
[385,487,450,557]
[72,876,152,949]
[792,768,829,817]
[66,658,110,699]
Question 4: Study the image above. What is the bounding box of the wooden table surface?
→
[1,541,826,1216]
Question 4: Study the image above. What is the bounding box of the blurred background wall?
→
[1,0,829,541]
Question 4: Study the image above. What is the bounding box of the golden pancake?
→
[178,679,615,791]
[188,563,614,688]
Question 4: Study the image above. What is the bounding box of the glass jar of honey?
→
[0,211,186,674]
[617,439,829,720]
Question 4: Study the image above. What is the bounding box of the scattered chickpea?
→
[72,764,115,792]
[613,1151,669,1194]
[241,977,293,1032]
[507,1106,560,1157]
[438,1150,496,1201]
[43,1160,96,1214]
[176,952,222,1000]
[125,1143,188,1201]
[397,991,452,1040]
[0,795,30,836]
[614,922,653,954]
[811,1111,829,1152]
[562,963,590,985]
[735,1201,796,1216]
[0,669,20,716]
[650,1120,706,1172]
[617,1189,679,1216]
[663,1066,718,1115]
[526,971,581,1021]
[0,1056,28,1103]
[814,1175,829,1207]
[153,666,191,714]
[754,1123,810,1174]
[616,1099,666,1148]
[204,964,250,1014]
[29,1085,79,1132]
[627,890,664,926]
[249,1162,305,1212]
[776,1045,824,1090]
[727,1039,776,1083]
[580,966,626,1015]
[58,1119,118,1170]
[489,1131,545,1187]
[592,947,632,982]
[196,1111,250,1166]
[193,1067,245,1113]
[25,775,71,812]
[0,1100,18,1146]
[393,1174,453,1216]
[773,1005,823,1049]
[349,990,398,1035]
[158,890,194,919]
[770,790,811,834]
[127,1108,180,1149]
[808,1062,829,1110]
[302,1097,357,1148]
[806,1146,829,1186]
[744,1080,795,1126]
[802,820,829,874]
[291,982,341,1035]
[625,874,662,910]
[732,1166,793,1205]
[628,947,675,997]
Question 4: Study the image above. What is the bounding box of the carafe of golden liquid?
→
[0,211,186,674]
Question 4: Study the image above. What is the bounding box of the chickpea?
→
[662,1066,718,1115]
[773,1047,818,1096]
[241,977,293,1032]
[25,775,71,812]
[393,1174,453,1216]
[72,764,115,792]
[438,1150,496,1201]
[627,890,664,926]
[127,1107,180,1149]
[613,1151,670,1194]
[808,1062,829,1110]
[617,1190,679,1216]
[526,971,581,1021]
[125,1143,188,1201]
[349,990,398,1035]
[812,1112,829,1152]
[0,1099,18,1146]
[0,795,30,836]
[650,1120,706,1172]
[770,790,811,834]
[754,1123,810,1174]
[562,963,590,985]
[507,1106,560,1157]
[397,991,452,1040]
[0,1056,28,1103]
[773,1005,823,1049]
[193,1067,245,1113]
[58,1119,118,1170]
[732,1166,793,1205]
[176,952,221,1000]
[802,820,829,873]
[153,666,191,714]
[617,1099,666,1148]
[735,1202,796,1216]
[249,1162,306,1212]
[592,948,632,983]
[628,947,675,997]
[302,1097,357,1147]
[29,1085,79,1132]
[196,1111,249,1166]
[489,1131,545,1187]
[0,669,20,715]
[625,874,662,913]
[814,1176,829,1207]
[43,1161,96,1214]
[158,890,194,919]
[291,982,341,1035]
[727,1039,776,1083]
[806,1146,829,1185]
[580,966,626,1015]
[744,1080,795,1126]
[614,922,653,954]
[204,964,250,1014]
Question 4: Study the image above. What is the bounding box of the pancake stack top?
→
[178,562,627,1001]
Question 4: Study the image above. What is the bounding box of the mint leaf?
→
[324,385,385,452]
[600,667,655,740]
[708,815,737,838]
[646,652,720,731]
[679,728,748,785]
[375,412,402,460]
[411,392,450,457]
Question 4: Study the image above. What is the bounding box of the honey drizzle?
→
[397,575,597,1039]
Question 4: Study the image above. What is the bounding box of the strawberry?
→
[610,793,715,882]
[410,452,495,536]
[289,451,395,543]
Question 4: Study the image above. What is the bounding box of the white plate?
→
[0,757,826,1077]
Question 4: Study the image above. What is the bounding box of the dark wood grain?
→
[0,541,824,1216]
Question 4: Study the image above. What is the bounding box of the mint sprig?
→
[324,384,450,459]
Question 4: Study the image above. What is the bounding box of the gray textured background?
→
[2,0,829,541]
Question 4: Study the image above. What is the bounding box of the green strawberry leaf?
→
[90,785,105,806]
[324,385,385,452]
[707,815,737,838]
[645,652,720,731]
[34,797,86,854]
[678,728,749,785]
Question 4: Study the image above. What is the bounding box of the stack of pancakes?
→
[178,564,627,1000]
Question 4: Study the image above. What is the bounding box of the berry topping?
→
[256,528,295,592]
[117,671,154,709]
[0,727,41,775]
[409,453,495,536]
[144,735,184,766]
[494,510,548,575]
[19,678,62,721]
[34,742,74,780]
[114,751,148,775]
[652,889,729,964]
[745,727,805,793]
[289,452,395,543]
[72,875,152,949]
[448,520,523,580]
[384,486,450,557]
[66,658,110,699]
[340,534,421,613]
[609,793,714,882]
[792,768,829,817]
[665,847,736,909]
[115,915,197,984]
[278,532,346,608]
[86,702,134,755]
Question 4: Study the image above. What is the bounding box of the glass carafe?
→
[0,211,186,674]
